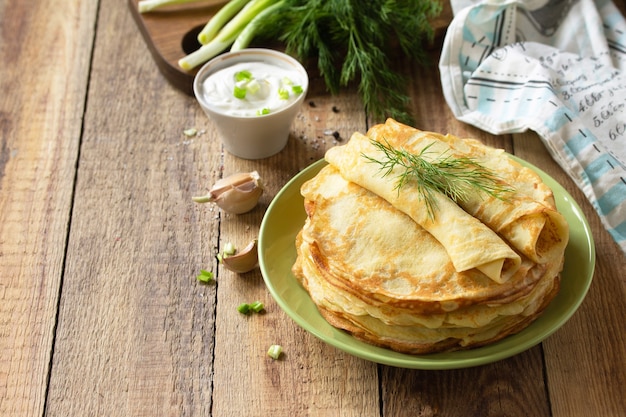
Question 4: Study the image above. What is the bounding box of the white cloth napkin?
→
[440,0,626,256]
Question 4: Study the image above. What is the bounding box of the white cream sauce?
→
[201,62,304,117]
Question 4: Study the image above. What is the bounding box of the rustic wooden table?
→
[1,0,625,416]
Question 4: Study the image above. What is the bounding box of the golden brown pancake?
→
[292,120,568,354]
[325,131,522,283]
[367,119,569,264]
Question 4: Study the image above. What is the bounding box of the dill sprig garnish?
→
[363,139,513,219]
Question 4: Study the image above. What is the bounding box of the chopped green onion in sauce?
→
[233,85,247,99]
[235,70,252,82]
[278,88,289,100]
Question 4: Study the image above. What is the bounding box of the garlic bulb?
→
[193,171,263,214]
[220,239,258,273]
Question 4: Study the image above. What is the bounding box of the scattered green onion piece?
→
[278,88,289,100]
[282,77,293,85]
[233,86,247,99]
[267,344,283,360]
[236,301,265,314]
[257,108,270,116]
[218,242,237,264]
[223,242,237,256]
[237,303,251,314]
[196,269,214,283]
[250,301,264,313]
[291,85,303,94]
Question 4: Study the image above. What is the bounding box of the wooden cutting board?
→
[128,0,226,94]
[128,0,452,96]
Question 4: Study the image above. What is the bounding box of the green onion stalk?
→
[178,0,280,71]
[197,0,251,45]
[230,0,285,51]
[138,0,205,13]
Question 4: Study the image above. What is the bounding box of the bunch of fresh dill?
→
[253,0,442,124]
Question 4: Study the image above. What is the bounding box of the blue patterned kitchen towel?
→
[440,0,626,256]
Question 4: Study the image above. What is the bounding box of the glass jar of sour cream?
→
[201,62,305,117]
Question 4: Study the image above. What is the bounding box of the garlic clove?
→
[193,171,263,214]
[221,239,258,273]
[216,186,263,214]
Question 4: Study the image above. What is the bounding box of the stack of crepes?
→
[292,119,570,354]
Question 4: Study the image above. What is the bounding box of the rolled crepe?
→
[325,132,522,283]
[368,119,569,264]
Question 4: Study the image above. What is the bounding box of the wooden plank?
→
[0,1,97,416]
[44,1,219,415]
[45,0,380,415]
[209,60,382,416]
[382,348,550,417]
[375,48,551,416]
[513,131,626,417]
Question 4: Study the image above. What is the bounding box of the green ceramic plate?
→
[258,158,595,369]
